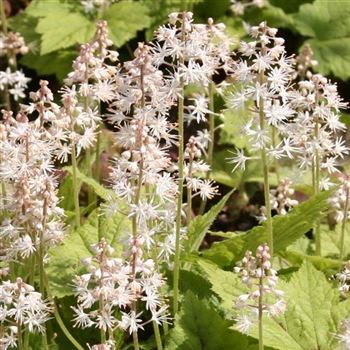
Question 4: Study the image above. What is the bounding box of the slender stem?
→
[0,0,11,111]
[53,300,85,350]
[173,85,184,315]
[95,125,101,186]
[163,321,169,335]
[271,127,280,183]
[258,263,264,350]
[132,331,140,350]
[340,186,350,260]
[17,323,23,350]
[258,72,273,256]
[39,186,49,350]
[153,321,163,350]
[0,0,7,35]
[173,14,186,316]
[130,64,147,350]
[314,112,321,255]
[199,81,215,215]
[186,155,193,224]
[98,248,106,344]
[86,148,94,204]
[43,270,84,350]
[71,146,81,228]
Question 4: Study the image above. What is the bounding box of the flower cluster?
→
[337,317,350,350]
[260,179,298,221]
[72,240,168,338]
[0,108,65,262]
[287,73,348,181]
[337,261,350,296]
[0,278,52,349]
[234,244,286,334]
[0,31,30,102]
[227,21,296,170]
[329,174,350,224]
[49,20,119,162]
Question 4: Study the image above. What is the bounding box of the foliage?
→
[247,261,350,350]
[202,190,332,268]
[165,291,256,350]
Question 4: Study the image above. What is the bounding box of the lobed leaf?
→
[165,291,255,350]
[202,190,333,268]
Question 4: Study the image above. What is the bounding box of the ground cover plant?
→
[2,0,350,349]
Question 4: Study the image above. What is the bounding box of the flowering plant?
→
[1,1,350,350]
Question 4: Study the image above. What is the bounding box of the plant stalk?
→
[258,263,264,350]
[198,81,215,215]
[173,14,186,315]
[258,72,273,256]
[314,114,321,255]
[340,185,350,260]
[71,146,81,228]
[153,321,163,350]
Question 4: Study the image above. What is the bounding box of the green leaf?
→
[102,1,151,47]
[46,210,129,297]
[64,166,115,201]
[202,190,332,268]
[165,291,254,350]
[243,4,293,29]
[321,223,350,260]
[219,109,250,149]
[195,259,245,319]
[247,261,350,350]
[280,250,342,273]
[211,148,243,188]
[20,49,78,81]
[269,0,312,14]
[184,190,233,255]
[9,12,40,46]
[28,0,95,55]
[292,0,350,79]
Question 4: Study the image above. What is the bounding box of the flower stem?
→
[39,186,49,350]
[198,81,215,215]
[340,185,350,260]
[153,321,163,350]
[173,14,186,315]
[258,262,264,350]
[132,331,140,350]
[17,323,23,350]
[173,79,184,315]
[43,270,84,350]
[258,73,273,256]
[186,154,193,224]
[0,0,11,111]
[71,146,81,228]
[314,116,321,255]
[53,300,85,350]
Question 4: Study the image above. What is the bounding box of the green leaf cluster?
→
[9,0,152,80]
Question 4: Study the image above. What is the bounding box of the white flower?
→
[119,311,144,334]
[227,148,251,172]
